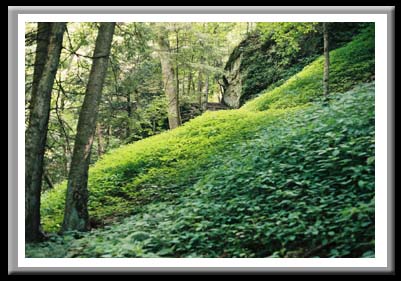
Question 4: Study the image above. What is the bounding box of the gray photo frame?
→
[8,6,395,274]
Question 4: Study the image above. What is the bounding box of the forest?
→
[25,22,375,258]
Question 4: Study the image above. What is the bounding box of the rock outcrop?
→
[222,23,369,108]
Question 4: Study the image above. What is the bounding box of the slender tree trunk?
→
[175,30,180,103]
[202,74,209,111]
[106,125,111,149]
[197,70,203,107]
[25,22,66,242]
[156,27,181,129]
[97,123,104,157]
[43,171,54,190]
[323,22,330,97]
[126,92,132,138]
[62,22,115,232]
[187,71,192,97]
[62,143,69,176]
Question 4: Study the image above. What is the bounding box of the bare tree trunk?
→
[156,27,181,129]
[126,92,132,138]
[202,74,209,111]
[187,71,192,97]
[97,123,104,157]
[106,125,111,150]
[175,30,180,103]
[62,22,115,232]
[197,70,203,107]
[25,22,66,242]
[323,22,330,97]
[43,171,54,190]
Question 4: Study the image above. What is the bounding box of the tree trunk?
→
[187,71,192,97]
[62,22,115,232]
[28,23,51,120]
[197,70,203,107]
[25,22,66,242]
[156,28,181,129]
[202,74,209,111]
[175,30,180,104]
[43,171,54,190]
[323,22,330,97]
[106,125,111,150]
[126,92,132,138]
[97,123,104,157]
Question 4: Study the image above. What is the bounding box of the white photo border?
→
[9,7,393,273]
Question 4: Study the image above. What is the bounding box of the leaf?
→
[367,156,375,165]
[158,248,174,256]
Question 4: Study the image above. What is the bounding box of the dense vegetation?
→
[26,25,375,258]
[25,22,247,189]
[224,23,370,106]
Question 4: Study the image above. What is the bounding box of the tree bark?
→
[62,22,115,232]
[43,171,54,190]
[187,71,192,97]
[28,23,51,120]
[97,123,104,157]
[202,74,209,111]
[175,30,180,103]
[25,22,66,242]
[323,22,330,97]
[197,70,203,107]
[126,92,132,138]
[156,27,181,129]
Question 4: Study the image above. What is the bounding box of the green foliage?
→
[231,23,372,105]
[29,27,375,258]
[243,25,374,111]
[41,107,293,232]
[29,83,374,258]
[256,22,318,62]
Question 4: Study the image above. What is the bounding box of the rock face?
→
[223,53,243,108]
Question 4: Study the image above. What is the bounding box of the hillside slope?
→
[27,26,375,258]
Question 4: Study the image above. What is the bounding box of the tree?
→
[256,22,318,66]
[28,23,51,120]
[25,22,66,242]
[323,22,330,97]
[62,22,116,232]
[155,25,181,129]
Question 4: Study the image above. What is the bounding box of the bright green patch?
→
[28,83,375,257]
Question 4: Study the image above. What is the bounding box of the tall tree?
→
[202,74,209,111]
[323,22,330,97]
[197,67,203,107]
[62,22,115,232]
[155,25,181,129]
[25,22,66,242]
[28,23,51,119]
[96,123,104,157]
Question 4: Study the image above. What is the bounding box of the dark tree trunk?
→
[202,74,209,111]
[62,22,115,232]
[25,22,66,242]
[28,23,51,120]
[197,70,203,107]
[323,22,330,97]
